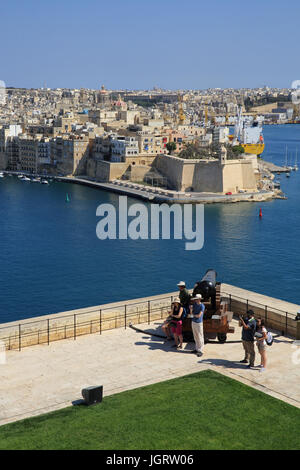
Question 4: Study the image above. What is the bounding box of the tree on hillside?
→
[166,142,177,155]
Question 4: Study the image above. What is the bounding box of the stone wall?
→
[86,159,130,182]
[0,293,175,350]
[153,154,185,190]
[153,154,257,193]
[0,285,299,351]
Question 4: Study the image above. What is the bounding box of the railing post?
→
[265,306,267,325]
[47,319,50,345]
[19,324,21,351]
[125,305,127,329]
[74,314,76,340]
[246,299,249,313]
[229,294,232,312]
[148,300,150,325]
[286,312,288,336]
[99,310,102,335]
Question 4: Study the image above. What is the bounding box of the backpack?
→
[181,306,189,320]
[266,331,273,346]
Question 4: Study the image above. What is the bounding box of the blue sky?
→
[0,0,299,90]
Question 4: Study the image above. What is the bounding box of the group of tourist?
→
[162,281,205,358]
[162,282,270,371]
[239,310,269,372]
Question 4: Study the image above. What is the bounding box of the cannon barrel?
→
[201,269,217,286]
[193,269,217,308]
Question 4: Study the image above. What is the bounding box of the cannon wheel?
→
[217,333,227,343]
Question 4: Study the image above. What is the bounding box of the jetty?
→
[56,176,276,204]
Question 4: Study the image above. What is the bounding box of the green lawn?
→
[0,370,299,450]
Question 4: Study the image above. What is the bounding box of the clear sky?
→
[0,0,299,90]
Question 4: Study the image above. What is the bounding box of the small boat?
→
[294,149,298,171]
[22,176,31,181]
[66,193,70,203]
[286,173,290,178]
[0,173,4,178]
[31,177,41,182]
[41,179,49,185]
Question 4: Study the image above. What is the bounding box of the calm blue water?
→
[1,124,300,323]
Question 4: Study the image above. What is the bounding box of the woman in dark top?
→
[170,298,183,349]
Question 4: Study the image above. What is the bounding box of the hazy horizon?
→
[1,0,299,90]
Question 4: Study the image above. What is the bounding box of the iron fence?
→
[0,290,298,352]
[221,291,297,337]
[0,295,175,351]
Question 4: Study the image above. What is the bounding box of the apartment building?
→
[52,134,90,175]
[0,125,23,170]
[110,136,139,162]
[18,135,39,173]
[136,131,168,155]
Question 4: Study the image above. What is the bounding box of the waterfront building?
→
[110,136,139,162]
[18,135,40,173]
[0,125,23,170]
[52,134,90,175]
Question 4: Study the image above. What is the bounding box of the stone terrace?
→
[0,318,299,427]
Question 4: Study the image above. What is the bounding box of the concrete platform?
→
[58,177,275,205]
[0,319,299,427]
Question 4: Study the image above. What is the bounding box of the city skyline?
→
[1,0,299,90]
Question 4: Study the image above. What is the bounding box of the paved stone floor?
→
[0,319,299,426]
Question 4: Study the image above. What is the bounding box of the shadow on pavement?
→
[199,358,261,370]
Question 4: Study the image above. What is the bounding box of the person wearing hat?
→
[190,294,205,357]
[170,297,184,349]
[177,281,191,311]
[239,310,256,368]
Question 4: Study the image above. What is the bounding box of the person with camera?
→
[239,310,256,368]
[255,318,268,372]
[169,298,184,349]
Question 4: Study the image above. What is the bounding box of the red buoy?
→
[259,208,262,218]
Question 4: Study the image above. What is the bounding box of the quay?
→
[260,160,292,173]
[1,171,282,204]
[0,282,299,427]
[57,176,276,204]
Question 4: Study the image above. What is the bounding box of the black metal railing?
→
[221,291,297,337]
[0,290,298,352]
[0,295,175,351]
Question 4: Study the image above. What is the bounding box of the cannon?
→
[192,269,217,310]
[181,269,235,343]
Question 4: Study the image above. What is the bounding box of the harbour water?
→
[0,124,300,323]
